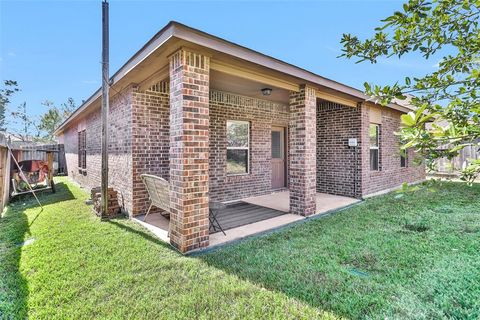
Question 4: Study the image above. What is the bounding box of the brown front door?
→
[271,126,286,189]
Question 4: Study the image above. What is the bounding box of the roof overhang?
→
[54,21,411,135]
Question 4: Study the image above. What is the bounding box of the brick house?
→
[54,22,425,253]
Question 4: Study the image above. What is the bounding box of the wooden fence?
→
[0,146,11,213]
[9,142,66,175]
[0,134,67,212]
[434,144,480,174]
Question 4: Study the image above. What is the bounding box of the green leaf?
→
[364,82,371,92]
[339,0,480,184]
[401,112,416,127]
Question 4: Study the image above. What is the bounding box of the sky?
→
[0,0,439,131]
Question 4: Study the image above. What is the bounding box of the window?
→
[226,120,249,174]
[400,148,408,168]
[271,131,283,159]
[78,130,86,170]
[369,124,380,171]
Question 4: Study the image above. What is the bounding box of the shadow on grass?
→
[107,218,175,251]
[0,203,30,317]
[10,181,75,208]
[9,182,75,229]
[0,181,76,318]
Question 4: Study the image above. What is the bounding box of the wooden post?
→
[0,148,5,212]
[100,0,109,220]
[47,151,55,193]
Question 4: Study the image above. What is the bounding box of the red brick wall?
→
[315,101,424,198]
[60,82,425,220]
[62,86,134,213]
[316,101,362,198]
[128,87,291,215]
[131,88,170,216]
[209,90,289,202]
[360,104,425,196]
[129,88,291,209]
[62,85,291,218]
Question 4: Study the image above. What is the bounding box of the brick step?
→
[91,186,121,218]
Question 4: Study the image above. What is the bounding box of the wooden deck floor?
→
[211,202,286,234]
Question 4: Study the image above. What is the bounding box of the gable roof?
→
[54,21,411,135]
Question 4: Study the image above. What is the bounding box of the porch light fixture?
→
[261,88,272,96]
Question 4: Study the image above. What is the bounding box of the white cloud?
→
[7,52,15,57]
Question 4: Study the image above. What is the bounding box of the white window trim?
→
[226,120,250,176]
[369,124,380,171]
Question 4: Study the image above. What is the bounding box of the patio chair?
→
[209,201,226,236]
[140,174,170,222]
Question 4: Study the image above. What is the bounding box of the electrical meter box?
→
[348,138,358,147]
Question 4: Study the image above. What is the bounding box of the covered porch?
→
[130,44,363,253]
[135,191,359,248]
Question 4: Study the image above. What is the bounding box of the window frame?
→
[369,123,380,171]
[226,120,250,176]
[78,130,87,172]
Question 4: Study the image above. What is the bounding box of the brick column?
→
[169,48,210,253]
[289,85,317,216]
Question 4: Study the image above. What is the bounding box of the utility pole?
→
[101,0,109,220]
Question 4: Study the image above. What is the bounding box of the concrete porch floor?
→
[242,191,360,215]
[134,213,170,243]
[133,191,360,249]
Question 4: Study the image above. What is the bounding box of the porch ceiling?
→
[210,70,290,104]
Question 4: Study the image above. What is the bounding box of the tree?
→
[0,80,19,132]
[38,100,62,141]
[38,98,76,140]
[10,102,40,141]
[340,0,480,183]
[60,97,76,119]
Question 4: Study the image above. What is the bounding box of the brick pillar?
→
[289,85,317,216]
[168,48,210,252]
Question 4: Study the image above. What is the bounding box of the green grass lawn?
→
[1,178,479,319]
[0,178,333,319]
[203,182,480,319]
